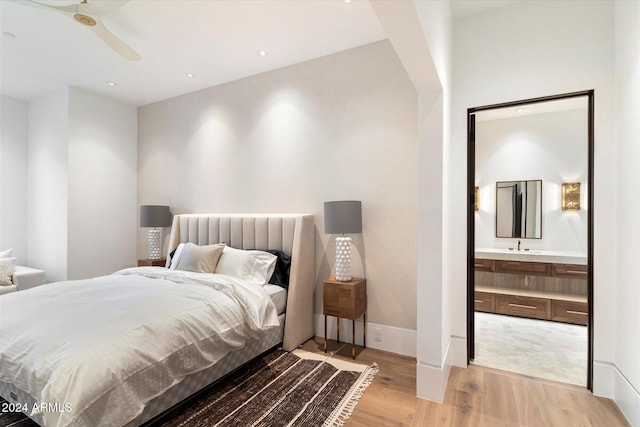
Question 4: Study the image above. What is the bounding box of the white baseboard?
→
[313,314,416,357]
[415,335,467,403]
[593,361,638,426]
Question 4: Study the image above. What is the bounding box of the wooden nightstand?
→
[138,258,166,267]
[323,277,366,359]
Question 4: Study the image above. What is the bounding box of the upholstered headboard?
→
[166,214,315,351]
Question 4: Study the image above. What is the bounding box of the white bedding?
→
[0,267,279,427]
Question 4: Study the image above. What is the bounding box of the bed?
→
[0,213,315,427]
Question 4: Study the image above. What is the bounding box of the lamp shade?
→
[323,201,362,234]
[140,205,172,228]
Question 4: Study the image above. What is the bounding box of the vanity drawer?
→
[495,294,550,320]
[551,300,588,325]
[474,259,495,272]
[474,291,495,312]
[552,263,588,279]
[495,260,552,277]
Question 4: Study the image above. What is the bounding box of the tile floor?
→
[472,312,587,386]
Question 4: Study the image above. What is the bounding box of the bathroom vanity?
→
[474,249,588,325]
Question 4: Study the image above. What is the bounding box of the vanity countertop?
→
[475,248,587,265]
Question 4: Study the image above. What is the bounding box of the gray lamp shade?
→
[140,205,172,228]
[323,201,362,234]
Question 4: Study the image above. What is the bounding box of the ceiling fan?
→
[9,0,141,61]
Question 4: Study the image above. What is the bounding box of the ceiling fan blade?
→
[77,0,130,17]
[90,17,141,61]
[6,0,75,15]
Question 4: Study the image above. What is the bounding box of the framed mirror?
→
[496,180,542,238]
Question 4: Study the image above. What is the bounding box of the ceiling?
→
[0,0,520,107]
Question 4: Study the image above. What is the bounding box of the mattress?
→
[0,268,280,427]
[264,284,287,315]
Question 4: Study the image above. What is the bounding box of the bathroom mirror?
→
[496,180,542,238]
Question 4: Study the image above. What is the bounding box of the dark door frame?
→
[466,90,595,390]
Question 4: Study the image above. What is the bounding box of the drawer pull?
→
[565,270,587,275]
[566,310,587,316]
[508,303,536,310]
[475,299,483,303]
[474,264,485,268]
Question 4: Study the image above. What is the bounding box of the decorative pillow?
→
[250,249,292,289]
[169,243,225,274]
[0,248,13,259]
[0,257,16,286]
[215,246,277,286]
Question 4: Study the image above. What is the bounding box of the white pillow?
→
[169,243,225,273]
[0,257,16,286]
[215,246,277,286]
[0,248,13,259]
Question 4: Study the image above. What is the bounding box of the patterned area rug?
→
[0,349,377,427]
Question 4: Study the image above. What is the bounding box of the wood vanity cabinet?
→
[474,291,496,312]
[495,294,551,320]
[552,263,588,279]
[474,259,495,272]
[494,260,552,276]
[475,258,587,326]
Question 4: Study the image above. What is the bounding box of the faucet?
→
[517,240,521,251]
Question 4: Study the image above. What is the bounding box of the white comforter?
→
[0,267,279,427]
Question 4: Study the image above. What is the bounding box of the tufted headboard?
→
[165,214,315,351]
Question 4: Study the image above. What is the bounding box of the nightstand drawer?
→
[323,278,366,319]
[496,294,550,320]
[138,258,166,267]
[474,291,495,312]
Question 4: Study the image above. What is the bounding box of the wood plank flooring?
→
[301,337,630,426]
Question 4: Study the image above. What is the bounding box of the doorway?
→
[466,90,594,389]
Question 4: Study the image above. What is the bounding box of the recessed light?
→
[344,0,352,3]
[106,81,116,87]
[515,107,525,112]
[186,72,195,78]
[258,50,268,57]
[3,32,16,38]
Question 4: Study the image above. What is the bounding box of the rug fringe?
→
[322,362,379,427]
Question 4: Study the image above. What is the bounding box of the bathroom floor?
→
[472,312,587,387]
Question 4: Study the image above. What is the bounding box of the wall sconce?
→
[561,183,580,210]
[474,187,479,211]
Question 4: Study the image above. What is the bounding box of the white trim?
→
[593,361,637,426]
[415,336,466,403]
[314,314,416,357]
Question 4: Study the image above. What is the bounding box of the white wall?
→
[612,1,640,424]
[0,96,28,262]
[475,108,588,253]
[67,87,138,279]
[138,41,419,331]
[453,0,616,396]
[26,87,138,282]
[28,88,69,281]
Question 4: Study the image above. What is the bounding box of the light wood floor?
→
[301,337,630,426]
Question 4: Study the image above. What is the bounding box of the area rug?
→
[0,349,378,427]
[153,349,378,427]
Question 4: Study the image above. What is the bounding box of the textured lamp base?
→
[147,229,162,260]
[335,236,353,282]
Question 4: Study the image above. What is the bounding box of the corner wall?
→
[611,1,640,424]
[0,96,28,261]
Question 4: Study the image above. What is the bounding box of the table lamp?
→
[324,201,362,282]
[140,205,172,260]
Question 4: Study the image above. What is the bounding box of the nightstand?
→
[323,277,366,359]
[138,258,166,267]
